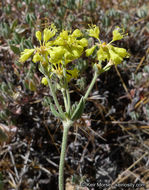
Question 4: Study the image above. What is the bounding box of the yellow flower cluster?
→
[19,24,129,84]
[19,24,88,84]
[86,25,129,66]
[49,29,88,64]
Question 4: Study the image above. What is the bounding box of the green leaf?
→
[11,19,18,31]
[50,103,60,118]
[44,97,65,120]
[29,79,36,91]
[50,102,65,120]
[10,45,20,55]
[71,97,85,121]
[23,79,29,89]
[38,63,46,75]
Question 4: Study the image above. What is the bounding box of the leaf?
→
[15,27,26,34]
[11,19,18,31]
[45,97,65,120]
[29,79,36,91]
[23,79,29,89]
[71,97,85,121]
[38,63,46,75]
[10,45,20,55]
[50,102,65,120]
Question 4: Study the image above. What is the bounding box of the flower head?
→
[86,45,96,56]
[86,26,129,70]
[50,29,88,64]
[87,25,100,39]
[43,24,57,43]
[72,29,83,37]
[112,27,126,42]
[19,24,58,65]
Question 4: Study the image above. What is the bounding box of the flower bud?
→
[88,25,100,39]
[86,46,96,56]
[41,77,48,85]
[19,49,34,63]
[79,38,88,47]
[36,31,42,42]
[32,53,42,63]
[72,29,82,37]
[109,49,123,65]
[112,27,124,41]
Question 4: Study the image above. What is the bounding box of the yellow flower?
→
[72,29,83,37]
[43,24,57,43]
[51,63,63,78]
[60,30,68,40]
[48,46,66,63]
[108,45,129,65]
[97,46,109,61]
[88,25,100,39]
[112,27,125,42]
[109,49,123,65]
[32,53,42,63]
[112,46,127,57]
[66,68,79,82]
[36,31,42,42]
[71,49,79,58]
[86,45,96,56]
[51,29,88,64]
[53,30,68,46]
[19,49,34,63]
[64,51,74,63]
[41,77,48,85]
[96,43,129,65]
[19,24,58,65]
[78,38,88,47]
[86,26,129,67]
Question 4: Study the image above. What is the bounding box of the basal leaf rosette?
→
[86,25,129,72]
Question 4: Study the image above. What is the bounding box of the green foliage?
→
[71,97,85,121]
[137,5,148,18]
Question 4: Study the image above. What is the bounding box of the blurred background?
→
[0,0,149,189]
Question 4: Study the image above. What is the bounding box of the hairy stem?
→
[62,64,71,113]
[84,71,98,101]
[46,76,64,115]
[61,88,68,112]
[59,120,73,190]
[66,88,71,113]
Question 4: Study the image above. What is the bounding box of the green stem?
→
[62,63,71,113]
[66,88,71,113]
[46,76,63,115]
[84,71,98,101]
[59,120,73,190]
[61,88,68,112]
